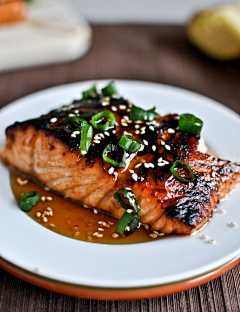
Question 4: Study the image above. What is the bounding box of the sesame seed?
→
[36,212,41,218]
[94,134,101,140]
[132,173,138,181]
[108,167,114,175]
[74,109,79,114]
[93,139,101,144]
[152,145,156,151]
[158,163,165,166]
[143,140,148,146]
[144,163,150,168]
[139,145,144,151]
[163,160,169,164]
[219,209,226,213]
[97,234,103,238]
[119,105,127,110]
[16,177,29,185]
[165,145,171,150]
[129,169,134,174]
[71,133,76,138]
[149,126,155,131]
[49,211,53,216]
[167,128,175,134]
[158,157,163,162]
[104,131,110,136]
[149,163,155,168]
[44,187,50,191]
[46,196,52,201]
[99,133,105,138]
[123,131,132,136]
[43,217,48,223]
[231,222,237,227]
[68,113,75,117]
[212,171,216,178]
[108,221,114,225]
[135,125,140,129]
[115,122,119,126]
[202,234,209,240]
[112,233,119,238]
[135,130,140,134]
[149,234,158,238]
[135,163,142,168]
[41,196,46,201]
[81,151,87,155]
[93,209,98,214]
[123,115,129,120]
[127,209,133,213]
[111,106,117,111]
[126,108,131,112]
[161,141,165,145]
[125,226,131,231]
[50,117,57,123]
[50,223,55,227]
[74,232,80,237]
[208,239,216,244]
[125,187,132,190]
[144,224,149,230]
[93,232,99,236]
[102,100,110,106]
[73,130,80,135]
[98,228,104,231]
[47,207,52,211]
[121,122,128,127]
[112,130,116,134]
[135,120,143,124]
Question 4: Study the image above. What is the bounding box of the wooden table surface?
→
[0,25,240,312]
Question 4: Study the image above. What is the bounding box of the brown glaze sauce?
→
[10,171,163,244]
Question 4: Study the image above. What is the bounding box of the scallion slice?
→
[20,191,40,212]
[101,82,118,96]
[118,134,142,153]
[103,144,126,168]
[91,110,115,131]
[113,189,140,213]
[64,116,88,131]
[82,85,98,99]
[129,106,158,121]
[178,113,203,135]
[170,160,194,183]
[116,212,140,236]
[79,125,93,156]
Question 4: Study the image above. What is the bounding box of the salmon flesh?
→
[1,90,240,235]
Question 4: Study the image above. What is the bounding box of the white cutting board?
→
[0,0,92,71]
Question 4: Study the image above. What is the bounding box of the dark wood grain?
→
[0,24,240,312]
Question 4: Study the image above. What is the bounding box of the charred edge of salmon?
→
[2,94,240,234]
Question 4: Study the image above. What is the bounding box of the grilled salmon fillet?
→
[1,88,240,235]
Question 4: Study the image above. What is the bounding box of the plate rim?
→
[0,80,240,293]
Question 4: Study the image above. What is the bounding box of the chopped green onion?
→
[129,106,158,121]
[118,134,142,153]
[82,85,98,99]
[101,82,118,96]
[64,116,88,131]
[170,160,195,183]
[103,144,126,168]
[79,125,93,156]
[91,110,115,131]
[178,113,203,135]
[116,212,140,236]
[20,191,40,212]
[113,189,140,213]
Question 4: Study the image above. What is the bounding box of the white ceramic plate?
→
[0,80,240,289]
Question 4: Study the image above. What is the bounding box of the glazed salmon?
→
[1,88,240,235]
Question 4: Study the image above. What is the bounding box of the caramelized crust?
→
[1,95,240,235]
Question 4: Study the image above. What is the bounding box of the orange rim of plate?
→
[1,255,240,300]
